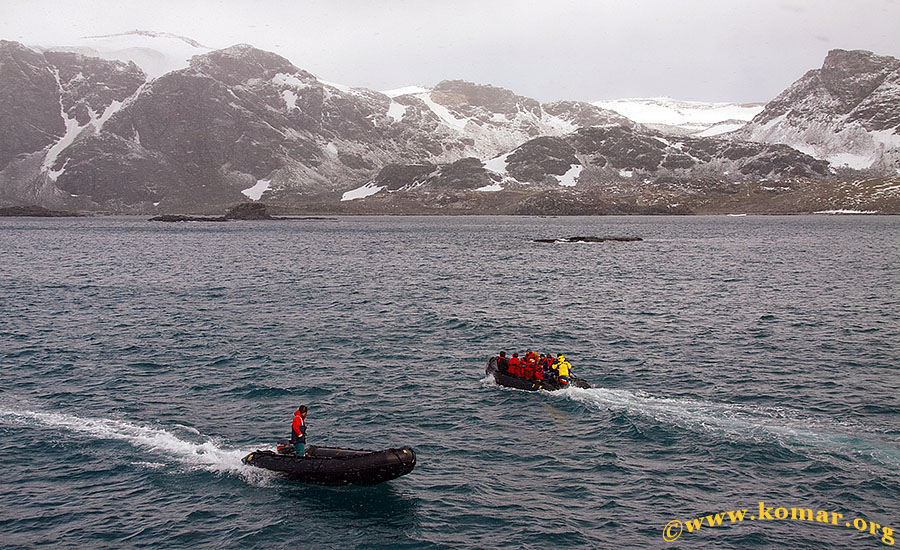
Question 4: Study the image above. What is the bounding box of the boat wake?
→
[0,407,275,485]
[554,386,900,472]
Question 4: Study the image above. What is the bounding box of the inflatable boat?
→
[486,356,591,391]
[242,443,416,486]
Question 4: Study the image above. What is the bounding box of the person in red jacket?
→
[522,350,537,380]
[508,353,522,377]
[533,361,544,381]
[291,405,308,457]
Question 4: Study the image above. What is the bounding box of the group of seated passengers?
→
[496,350,572,382]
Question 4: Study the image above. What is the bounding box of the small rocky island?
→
[150,203,333,222]
[534,236,643,243]
[150,203,272,222]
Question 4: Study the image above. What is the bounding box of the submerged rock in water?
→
[149,214,228,222]
[534,236,643,243]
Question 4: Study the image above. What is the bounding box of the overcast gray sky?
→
[2,0,899,103]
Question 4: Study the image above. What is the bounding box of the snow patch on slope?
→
[744,115,897,170]
[555,164,583,187]
[387,101,408,122]
[475,183,504,192]
[697,122,747,137]
[415,92,471,131]
[43,98,84,178]
[382,86,432,98]
[242,179,270,201]
[484,152,511,174]
[342,182,384,201]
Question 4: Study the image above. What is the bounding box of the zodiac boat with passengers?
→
[486,353,591,391]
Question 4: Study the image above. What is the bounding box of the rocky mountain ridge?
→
[1,36,898,214]
[736,49,900,174]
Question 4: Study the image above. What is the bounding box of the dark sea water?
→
[1,215,898,549]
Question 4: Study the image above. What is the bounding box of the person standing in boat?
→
[497,351,510,374]
[291,405,308,457]
[553,354,572,385]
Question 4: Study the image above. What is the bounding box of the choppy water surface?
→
[1,215,898,549]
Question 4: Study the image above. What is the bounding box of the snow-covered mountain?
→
[1,35,898,214]
[382,81,634,161]
[593,97,764,137]
[736,49,900,173]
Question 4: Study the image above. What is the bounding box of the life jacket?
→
[524,352,536,366]
[509,357,522,377]
[291,411,307,443]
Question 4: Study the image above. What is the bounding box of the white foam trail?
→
[554,387,900,470]
[173,423,202,435]
[0,408,274,485]
[130,461,166,469]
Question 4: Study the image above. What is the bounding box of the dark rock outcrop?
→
[224,202,272,219]
[151,202,278,221]
[0,41,65,170]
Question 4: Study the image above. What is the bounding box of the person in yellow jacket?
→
[553,354,572,381]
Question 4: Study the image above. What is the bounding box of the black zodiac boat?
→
[486,356,591,391]
[242,443,416,486]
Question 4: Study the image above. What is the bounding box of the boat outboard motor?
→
[276,439,295,455]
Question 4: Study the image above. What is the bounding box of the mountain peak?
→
[822,49,899,69]
[432,79,540,115]
[738,49,900,171]
[188,45,306,84]
[818,49,900,104]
